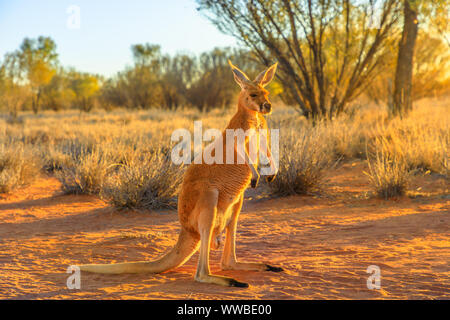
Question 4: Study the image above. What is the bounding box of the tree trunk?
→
[392,0,418,117]
[32,91,40,114]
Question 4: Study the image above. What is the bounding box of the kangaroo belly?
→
[178,163,250,235]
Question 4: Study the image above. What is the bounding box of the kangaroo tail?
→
[78,228,199,274]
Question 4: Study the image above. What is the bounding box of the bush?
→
[101,148,184,210]
[269,129,333,196]
[38,147,72,173]
[0,144,40,193]
[56,149,110,195]
[365,141,410,199]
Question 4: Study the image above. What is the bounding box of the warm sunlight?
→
[0,0,448,306]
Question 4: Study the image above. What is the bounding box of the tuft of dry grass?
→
[269,129,334,196]
[365,140,410,199]
[56,149,110,195]
[101,148,184,210]
[0,144,41,193]
[41,149,72,173]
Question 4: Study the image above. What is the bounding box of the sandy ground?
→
[0,161,449,300]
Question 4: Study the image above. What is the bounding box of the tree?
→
[0,64,30,119]
[391,0,449,117]
[41,68,76,111]
[12,36,58,114]
[366,32,450,105]
[158,53,191,109]
[198,0,401,120]
[69,72,100,112]
[186,47,260,111]
[100,45,275,111]
[125,44,163,109]
[419,0,450,47]
[392,0,418,117]
[98,78,122,110]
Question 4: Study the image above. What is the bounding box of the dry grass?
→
[379,107,449,175]
[56,148,110,195]
[269,128,334,196]
[0,97,448,203]
[365,139,410,199]
[0,143,41,193]
[102,148,184,210]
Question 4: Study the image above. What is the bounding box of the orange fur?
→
[78,62,283,287]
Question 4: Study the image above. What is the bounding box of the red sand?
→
[0,161,448,299]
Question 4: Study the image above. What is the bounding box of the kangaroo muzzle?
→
[260,102,272,114]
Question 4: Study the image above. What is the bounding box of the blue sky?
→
[0,0,237,77]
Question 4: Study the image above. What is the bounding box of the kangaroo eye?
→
[250,94,258,98]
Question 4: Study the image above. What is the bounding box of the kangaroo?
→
[78,61,282,287]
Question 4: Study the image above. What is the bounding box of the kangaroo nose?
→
[261,102,271,112]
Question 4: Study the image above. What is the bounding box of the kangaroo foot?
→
[265,264,284,272]
[222,261,283,272]
[195,274,249,288]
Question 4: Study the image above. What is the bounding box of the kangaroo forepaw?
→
[265,174,276,183]
[251,176,259,188]
[265,264,284,272]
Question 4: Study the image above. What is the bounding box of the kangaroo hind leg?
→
[221,194,283,273]
[194,189,248,288]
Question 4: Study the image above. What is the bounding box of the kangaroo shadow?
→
[0,193,97,211]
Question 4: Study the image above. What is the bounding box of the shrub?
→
[269,129,333,196]
[0,144,40,193]
[101,148,184,210]
[56,149,110,195]
[40,148,72,173]
[365,141,410,199]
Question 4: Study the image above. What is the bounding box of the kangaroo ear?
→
[228,60,250,89]
[254,63,278,87]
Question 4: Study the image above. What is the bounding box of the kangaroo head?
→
[228,60,278,115]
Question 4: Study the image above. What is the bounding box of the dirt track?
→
[0,161,449,299]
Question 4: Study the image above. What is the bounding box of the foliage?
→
[7,36,58,113]
[198,0,403,120]
[102,148,184,209]
[69,71,101,112]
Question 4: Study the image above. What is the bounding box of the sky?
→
[0,0,237,77]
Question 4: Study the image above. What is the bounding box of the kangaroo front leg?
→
[194,189,248,288]
[235,134,259,188]
[245,151,259,188]
[259,127,277,182]
[221,195,283,273]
